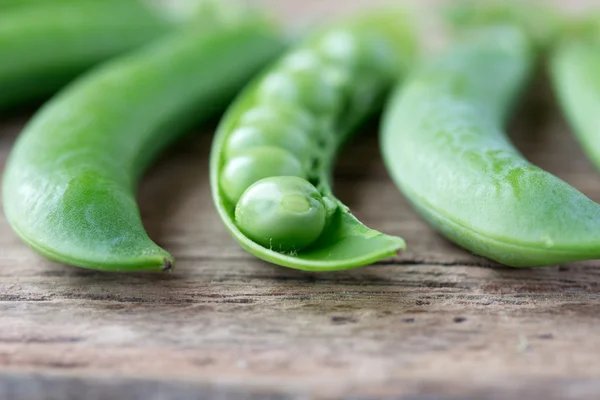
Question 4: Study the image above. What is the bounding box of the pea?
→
[381,25,600,267]
[2,7,285,272]
[279,50,322,72]
[224,124,311,161]
[240,103,333,147]
[280,50,354,107]
[235,176,329,252]
[256,67,342,116]
[317,19,411,80]
[317,30,358,67]
[240,104,317,137]
[210,9,414,271]
[220,146,304,205]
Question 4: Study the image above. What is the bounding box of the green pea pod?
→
[0,0,83,9]
[0,0,175,109]
[381,25,600,267]
[550,27,600,171]
[2,10,286,272]
[210,10,416,271]
[443,0,561,51]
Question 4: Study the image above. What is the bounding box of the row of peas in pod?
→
[2,0,600,272]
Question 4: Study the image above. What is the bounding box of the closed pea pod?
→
[0,0,179,110]
[2,6,286,272]
[381,25,600,267]
[210,10,416,271]
[550,25,600,171]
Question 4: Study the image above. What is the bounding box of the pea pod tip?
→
[163,257,174,272]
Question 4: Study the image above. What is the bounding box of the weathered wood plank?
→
[2,372,600,400]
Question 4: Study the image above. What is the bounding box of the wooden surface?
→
[2,1,600,399]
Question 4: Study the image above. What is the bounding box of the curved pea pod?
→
[381,25,600,267]
[0,0,175,109]
[550,32,600,170]
[0,0,82,9]
[210,10,416,271]
[2,11,286,272]
[443,0,561,51]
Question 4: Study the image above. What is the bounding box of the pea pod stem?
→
[381,24,600,267]
[211,10,416,271]
[3,9,286,272]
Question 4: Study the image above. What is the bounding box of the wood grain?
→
[1,1,600,399]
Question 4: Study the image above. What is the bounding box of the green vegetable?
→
[221,146,305,205]
[0,0,174,109]
[550,28,600,171]
[211,10,415,271]
[235,176,334,252]
[0,0,78,8]
[443,0,561,51]
[381,25,600,267]
[2,10,285,272]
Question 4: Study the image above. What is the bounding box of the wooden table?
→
[2,1,600,399]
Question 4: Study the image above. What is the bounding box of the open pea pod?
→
[210,10,416,271]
